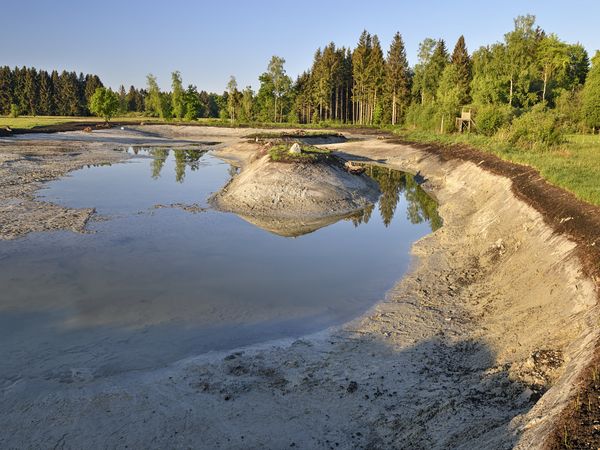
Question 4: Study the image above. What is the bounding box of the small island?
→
[209,141,380,236]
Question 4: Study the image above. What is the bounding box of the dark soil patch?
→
[545,349,600,449]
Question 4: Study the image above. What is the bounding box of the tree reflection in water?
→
[352,165,442,231]
[147,148,206,182]
[141,149,441,231]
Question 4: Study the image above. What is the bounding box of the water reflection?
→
[128,147,208,183]
[352,165,443,232]
[1,148,443,382]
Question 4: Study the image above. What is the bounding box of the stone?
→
[289,143,302,155]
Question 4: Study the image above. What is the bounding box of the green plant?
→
[9,103,19,118]
[504,104,564,150]
[267,143,331,163]
[404,103,438,132]
[89,87,120,123]
[474,104,514,136]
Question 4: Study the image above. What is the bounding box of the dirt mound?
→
[209,154,379,235]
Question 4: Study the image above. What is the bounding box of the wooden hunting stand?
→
[456,107,475,133]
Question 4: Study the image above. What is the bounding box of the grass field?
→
[396,129,600,207]
[0,115,156,129]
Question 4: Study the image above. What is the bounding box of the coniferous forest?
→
[2,15,600,147]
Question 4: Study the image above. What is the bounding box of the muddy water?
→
[0,148,440,385]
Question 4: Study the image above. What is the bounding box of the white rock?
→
[289,143,302,154]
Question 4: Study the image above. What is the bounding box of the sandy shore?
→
[0,126,597,449]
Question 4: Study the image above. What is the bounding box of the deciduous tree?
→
[89,87,119,123]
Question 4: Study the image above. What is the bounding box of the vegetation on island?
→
[267,143,332,163]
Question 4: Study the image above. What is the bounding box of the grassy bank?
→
[395,129,600,207]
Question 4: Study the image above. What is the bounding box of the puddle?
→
[0,147,441,383]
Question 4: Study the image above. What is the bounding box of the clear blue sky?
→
[2,0,599,93]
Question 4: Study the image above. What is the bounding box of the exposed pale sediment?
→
[209,152,380,236]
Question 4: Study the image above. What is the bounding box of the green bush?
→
[555,89,585,133]
[474,104,514,136]
[503,104,563,150]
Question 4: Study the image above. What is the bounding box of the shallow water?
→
[0,148,441,384]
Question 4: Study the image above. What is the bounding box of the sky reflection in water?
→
[0,148,441,382]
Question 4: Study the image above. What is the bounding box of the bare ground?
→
[0,126,597,449]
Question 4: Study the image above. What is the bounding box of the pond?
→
[0,147,441,385]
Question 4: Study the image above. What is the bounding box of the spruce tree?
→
[24,68,40,115]
[13,66,27,113]
[126,86,137,112]
[451,35,472,104]
[366,35,385,124]
[0,66,13,115]
[352,30,372,124]
[425,39,449,102]
[50,70,61,115]
[77,72,87,114]
[118,85,127,114]
[385,32,411,124]
[84,74,103,105]
[38,70,53,115]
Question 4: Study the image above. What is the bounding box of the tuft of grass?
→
[267,143,332,163]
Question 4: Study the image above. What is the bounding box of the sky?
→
[2,1,599,93]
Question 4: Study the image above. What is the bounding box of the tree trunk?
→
[542,71,548,102]
[392,91,397,125]
[509,78,513,106]
[335,87,338,121]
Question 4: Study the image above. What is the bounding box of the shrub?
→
[474,104,514,136]
[555,88,585,133]
[504,104,563,150]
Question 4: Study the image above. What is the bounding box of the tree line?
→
[3,14,600,137]
[0,66,224,120]
[221,14,599,136]
[0,67,103,116]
